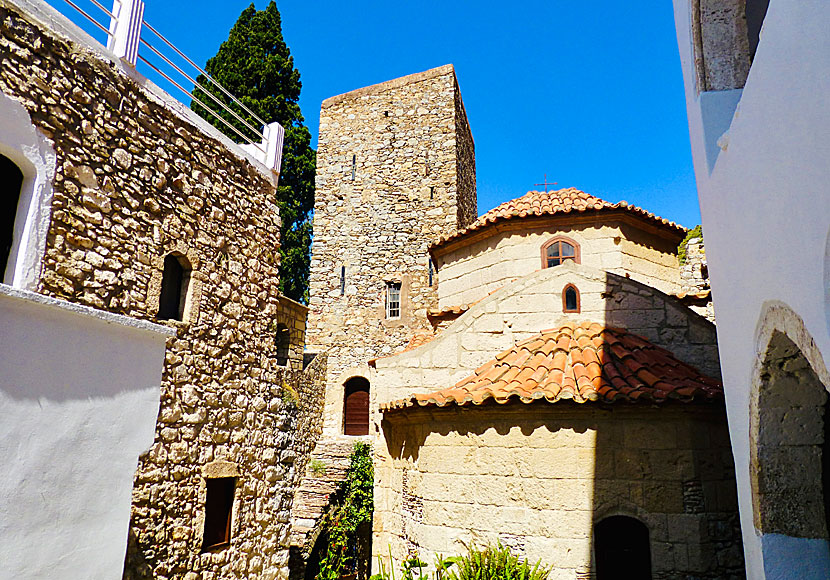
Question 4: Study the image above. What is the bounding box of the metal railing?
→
[51,0,283,172]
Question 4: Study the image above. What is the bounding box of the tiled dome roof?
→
[431,188,686,250]
[381,321,722,411]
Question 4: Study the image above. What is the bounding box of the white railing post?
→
[107,0,144,65]
[264,122,285,174]
[240,121,284,174]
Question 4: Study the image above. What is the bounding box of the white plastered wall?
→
[0,90,57,290]
[0,285,173,579]
[672,1,830,577]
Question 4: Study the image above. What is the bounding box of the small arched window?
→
[158,253,191,321]
[563,284,580,313]
[275,323,290,367]
[595,516,651,579]
[343,377,370,436]
[1,153,24,282]
[541,236,580,269]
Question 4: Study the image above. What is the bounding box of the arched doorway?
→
[1,153,24,281]
[343,377,370,436]
[595,515,651,579]
[752,331,830,547]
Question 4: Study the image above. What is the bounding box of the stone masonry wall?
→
[377,405,744,580]
[680,236,709,295]
[373,261,721,413]
[0,3,325,579]
[434,219,683,309]
[454,84,476,228]
[307,64,476,435]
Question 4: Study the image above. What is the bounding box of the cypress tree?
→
[191,1,315,302]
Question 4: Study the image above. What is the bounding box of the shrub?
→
[445,543,550,580]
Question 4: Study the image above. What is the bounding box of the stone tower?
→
[307,64,476,435]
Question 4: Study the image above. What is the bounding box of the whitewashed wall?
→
[0,285,172,579]
[672,1,830,578]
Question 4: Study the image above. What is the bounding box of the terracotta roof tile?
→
[381,321,722,411]
[431,188,686,250]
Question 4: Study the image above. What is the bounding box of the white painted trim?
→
[0,284,175,337]
[0,90,56,291]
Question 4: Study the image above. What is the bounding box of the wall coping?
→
[0,283,175,337]
[321,64,456,108]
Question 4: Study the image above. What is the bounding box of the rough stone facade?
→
[0,2,326,578]
[307,64,476,435]
[680,237,709,295]
[693,0,752,91]
[378,405,744,580]
[678,236,715,322]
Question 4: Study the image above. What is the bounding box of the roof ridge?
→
[430,188,686,251]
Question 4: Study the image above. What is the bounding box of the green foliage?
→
[309,458,327,476]
[445,543,550,580]
[678,224,703,265]
[280,381,299,407]
[316,442,374,580]
[370,544,545,580]
[370,549,459,580]
[191,1,315,302]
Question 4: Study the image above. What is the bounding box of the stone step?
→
[288,437,370,549]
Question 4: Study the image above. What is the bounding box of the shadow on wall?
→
[381,401,743,578]
[589,271,743,578]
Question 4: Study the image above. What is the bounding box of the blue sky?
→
[63,0,701,227]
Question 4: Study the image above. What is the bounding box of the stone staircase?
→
[289,437,362,550]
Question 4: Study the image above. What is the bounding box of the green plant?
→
[191,1,316,303]
[445,543,550,580]
[370,550,458,580]
[677,224,703,265]
[316,442,374,580]
[309,458,327,476]
[280,382,299,407]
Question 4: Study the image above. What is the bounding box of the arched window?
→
[541,236,580,269]
[1,153,24,282]
[343,377,370,436]
[595,516,651,579]
[275,323,290,367]
[157,253,191,321]
[563,284,580,313]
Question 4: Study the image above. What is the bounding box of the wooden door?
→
[344,379,369,435]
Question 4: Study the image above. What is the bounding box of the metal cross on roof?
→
[534,174,558,192]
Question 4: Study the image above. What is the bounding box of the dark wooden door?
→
[344,379,369,435]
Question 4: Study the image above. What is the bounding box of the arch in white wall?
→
[0,90,56,290]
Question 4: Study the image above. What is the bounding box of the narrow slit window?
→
[340,265,346,296]
[275,323,290,367]
[201,477,236,551]
[386,282,401,319]
[157,253,191,321]
[563,284,580,313]
[351,155,356,181]
[428,259,434,287]
[1,154,24,282]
